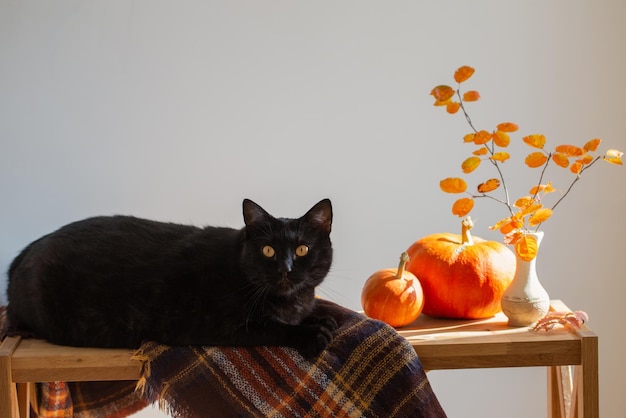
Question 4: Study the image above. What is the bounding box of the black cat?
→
[6,199,337,357]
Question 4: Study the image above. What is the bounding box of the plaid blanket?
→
[1,301,446,417]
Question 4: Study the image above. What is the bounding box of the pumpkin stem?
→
[461,217,474,245]
[396,252,410,280]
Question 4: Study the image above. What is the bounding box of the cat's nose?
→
[279,262,292,282]
[278,258,293,275]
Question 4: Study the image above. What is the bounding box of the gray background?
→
[2,1,625,416]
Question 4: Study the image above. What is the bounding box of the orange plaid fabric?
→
[2,302,446,417]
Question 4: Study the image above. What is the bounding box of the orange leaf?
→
[512,217,524,229]
[552,153,570,168]
[529,182,555,195]
[576,154,594,165]
[604,149,623,165]
[570,161,583,174]
[446,101,461,114]
[452,198,474,217]
[440,177,467,193]
[498,217,523,235]
[529,208,553,226]
[454,66,475,83]
[462,90,480,102]
[520,203,543,217]
[477,178,500,193]
[490,152,510,163]
[473,147,489,156]
[492,131,510,147]
[504,230,523,245]
[463,133,475,143]
[584,138,601,152]
[461,156,481,173]
[555,144,583,157]
[473,130,492,145]
[525,152,548,168]
[489,217,512,231]
[496,122,519,133]
[514,196,535,209]
[499,221,516,235]
[523,134,547,149]
[431,85,455,102]
[515,235,538,261]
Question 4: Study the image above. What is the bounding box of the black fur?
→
[7,199,336,357]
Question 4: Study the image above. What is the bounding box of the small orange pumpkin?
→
[405,217,515,319]
[361,252,424,327]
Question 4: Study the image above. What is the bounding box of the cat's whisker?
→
[244,283,271,330]
[315,285,349,303]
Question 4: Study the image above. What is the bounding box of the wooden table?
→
[397,300,598,418]
[1,300,598,418]
[0,338,142,418]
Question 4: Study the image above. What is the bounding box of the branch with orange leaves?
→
[431,65,623,260]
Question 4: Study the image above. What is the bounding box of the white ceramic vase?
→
[501,231,550,327]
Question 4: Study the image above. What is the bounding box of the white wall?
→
[2,1,625,417]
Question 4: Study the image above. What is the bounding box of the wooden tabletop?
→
[3,300,592,381]
[3,337,140,383]
[396,300,594,370]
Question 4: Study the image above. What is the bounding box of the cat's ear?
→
[304,199,332,233]
[242,199,271,227]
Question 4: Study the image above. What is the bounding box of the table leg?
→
[16,383,30,418]
[578,331,599,418]
[549,330,599,418]
[548,366,560,417]
[1,337,22,418]
[548,365,575,418]
[0,356,11,418]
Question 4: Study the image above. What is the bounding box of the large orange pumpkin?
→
[361,252,424,327]
[405,217,515,319]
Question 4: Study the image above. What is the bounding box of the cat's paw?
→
[297,316,338,358]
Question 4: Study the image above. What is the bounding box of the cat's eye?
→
[295,245,309,257]
[262,245,275,258]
